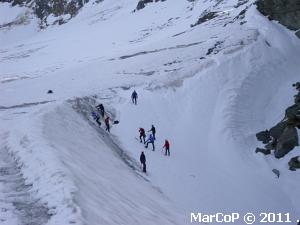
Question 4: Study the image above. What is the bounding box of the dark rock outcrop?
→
[0,0,94,28]
[296,30,300,39]
[256,0,300,39]
[288,156,300,170]
[255,147,271,155]
[256,130,271,144]
[191,11,218,27]
[272,169,280,178]
[275,125,299,158]
[135,0,166,11]
[256,82,300,163]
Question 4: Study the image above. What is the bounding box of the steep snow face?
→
[1,0,300,224]
[0,2,24,24]
[0,2,38,44]
[113,23,300,218]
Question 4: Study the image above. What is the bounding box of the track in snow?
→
[0,132,50,225]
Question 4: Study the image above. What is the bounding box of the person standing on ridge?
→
[96,104,105,118]
[105,116,110,132]
[148,125,156,140]
[131,90,138,105]
[139,127,146,144]
[145,134,155,151]
[140,151,146,173]
[163,139,170,156]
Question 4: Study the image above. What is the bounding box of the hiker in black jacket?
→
[148,125,156,140]
[131,90,138,105]
[140,151,146,173]
[96,104,105,117]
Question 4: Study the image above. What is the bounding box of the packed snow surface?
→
[0,0,300,224]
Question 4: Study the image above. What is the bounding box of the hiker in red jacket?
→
[163,139,170,156]
[139,128,146,144]
[105,116,110,132]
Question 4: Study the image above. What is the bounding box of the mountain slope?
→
[1,0,300,224]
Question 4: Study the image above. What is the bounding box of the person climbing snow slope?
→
[131,90,138,105]
[91,112,101,126]
[96,104,105,117]
[163,139,170,156]
[105,116,110,132]
[139,127,146,144]
[148,125,156,140]
[145,134,155,151]
[140,151,146,173]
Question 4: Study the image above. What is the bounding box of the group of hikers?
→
[138,125,170,173]
[91,103,117,133]
[91,90,171,174]
[131,90,171,173]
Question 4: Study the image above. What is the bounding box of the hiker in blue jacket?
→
[145,134,155,151]
[148,125,156,140]
[91,112,101,126]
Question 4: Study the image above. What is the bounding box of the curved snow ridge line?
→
[220,39,294,147]
[0,100,55,110]
[69,97,149,181]
[3,117,84,225]
[0,75,32,84]
[0,132,50,225]
[115,41,205,60]
[42,101,184,225]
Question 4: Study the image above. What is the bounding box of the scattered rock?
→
[256,82,300,164]
[285,104,300,120]
[269,121,288,139]
[191,11,218,27]
[234,0,249,8]
[288,156,300,171]
[296,30,300,39]
[265,40,271,47]
[206,41,223,55]
[256,0,300,39]
[255,147,271,155]
[293,82,300,91]
[256,130,271,144]
[275,126,299,158]
[3,0,98,28]
[265,138,277,150]
[135,0,166,11]
[272,169,280,178]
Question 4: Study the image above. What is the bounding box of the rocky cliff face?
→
[255,82,300,170]
[256,0,300,38]
[135,0,166,11]
[0,0,95,28]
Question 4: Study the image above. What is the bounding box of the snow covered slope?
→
[1,0,300,224]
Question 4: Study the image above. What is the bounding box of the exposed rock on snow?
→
[256,130,271,144]
[256,0,300,39]
[272,168,280,178]
[296,29,300,38]
[256,82,300,161]
[0,9,31,29]
[288,156,300,170]
[276,125,299,158]
[0,0,95,27]
[0,134,50,225]
[190,11,218,27]
[135,0,166,11]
